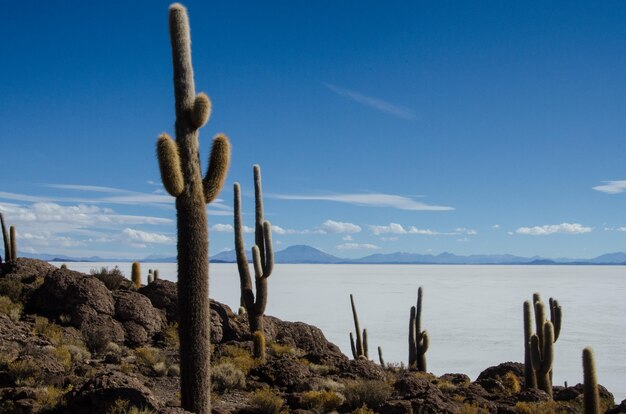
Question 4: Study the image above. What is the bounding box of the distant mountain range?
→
[26,245,626,265]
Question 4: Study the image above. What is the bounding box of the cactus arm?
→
[157,133,185,197]
[378,346,385,367]
[253,165,266,266]
[350,294,363,358]
[261,220,274,278]
[417,331,429,372]
[582,347,600,414]
[523,301,537,389]
[252,245,269,316]
[202,134,230,204]
[530,334,541,372]
[416,287,423,335]
[534,301,546,349]
[542,322,554,374]
[409,306,417,368]
[550,298,562,342]
[190,93,211,129]
[9,226,16,262]
[0,213,11,263]
[363,329,369,359]
[350,332,357,359]
[419,331,429,354]
[234,183,254,309]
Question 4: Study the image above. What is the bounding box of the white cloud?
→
[593,180,626,194]
[271,225,299,235]
[369,223,476,236]
[323,82,416,120]
[515,223,593,236]
[492,224,501,229]
[122,228,174,244]
[320,220,361,234]
[337,243,381,250]
[273,193,453,211]
[380,237,399,242]
[210,223,254,233]
[342,235,353,241]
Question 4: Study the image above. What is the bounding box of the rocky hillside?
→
[0,258,622,413]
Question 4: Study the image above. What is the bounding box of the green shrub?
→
[249,388,284,414]
[83,324,113,354]
[352,406,375,414]
[301,390,344,413]
[90,266,128,291]
[33,316,63,345]
[34,386,65,410]
[342,379,392,411]
[217,344,258,375]
[8,358,42,386]
[269,342,295,357]
[0,296,22,322]
[105,398,153,414]
[134,347,163,367]
[163,323,179,348]
[211,362,246,391]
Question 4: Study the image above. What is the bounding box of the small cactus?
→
[523,301,537,389]
[409,287,429,371]
[148,273,154,284]
[234,165,274,360]
[154,269,160,280]
[582,347,600,414]
[349,294,368,359]
[378,346,385,368]
[0,214,16,264]
[132,262,141,288]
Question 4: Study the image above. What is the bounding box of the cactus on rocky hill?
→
[349,294,368,359]
[409,287,429,371]
[0,214,15,264]
[132,262,141,289]
[523,301,537,389]
[155,4,231,413]
[234,165,273,360]
[582,347,600,414]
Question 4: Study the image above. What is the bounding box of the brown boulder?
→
[249,357,314,392]
[138,279,178,323]
[65,370,160,413]
[112,290,166,346]
[340,358,386,380]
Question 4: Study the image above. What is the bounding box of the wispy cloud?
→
[320,220,361,234]
[593,180,626,194]
[323,82,416,120]
[515,223,592,236]
[210,223,254,233]
[369,222,475,236]
[122,228,175,244]
[337,242,381,250]
[273,193,453,211]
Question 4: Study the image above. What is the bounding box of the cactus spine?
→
[234,165,274,359]
[582,347,600,414]
[409,287,429,371]
[132,262,141,289]
[156,4,231,413]
[530,320,555,397]
[348,294,368,359]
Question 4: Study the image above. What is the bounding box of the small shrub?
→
[0,278,22,302]
[8,358,42,386]
[34,386,65,410]
[64,344,91,364]
[120,362,134,375]
[105,398,153,414]
[500,371,521,394]
[212,362,246,391]
[269,342,295,357]
[152,361,167,377]
[458,402,480,414]
[163,323,179,348]
[514,401,571,414]
[249,388,284,414]
[33,316,63,345]
[308,363,335,376]
[83,325,113,354]
[342,379,392,411]
[0,295,22,322]
[104,342,121,355]
[53,346,72,371]
[218,344,258,374]
[167,364,180,377]
[134,347,163,367]
[352,406,375,414]
[301,390,344,413]
[90,266,128,291]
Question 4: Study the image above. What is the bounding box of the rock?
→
[476,362,524,383]
[393,373,441,400]
[340,358,386,380]
[65,370,160,413]
[112,290,166,346]
[440,373,471,386]
[211,300,249,344]
[249,357,314,392]
[0,258,56,279]
[607,399,626,414]
[517,388,551,402]
[379,399,414,414]
[27,268,115,327]
[139,279,178,323]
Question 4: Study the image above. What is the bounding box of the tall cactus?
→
[156,4,231,413]
[349,294,368,359]
[582,347,600,414]
[234,165,273,359]
[132,262,141,289]
[409,287,429,371]
[526,293,562,390]
[530,320,555,397]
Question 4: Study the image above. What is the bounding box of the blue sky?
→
[1,1,626,259]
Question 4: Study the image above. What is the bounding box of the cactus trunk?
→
[523,301,537,389]
[583,347,600,414]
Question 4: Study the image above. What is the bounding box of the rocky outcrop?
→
[139,279,178,323]
[112,290,166,346]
